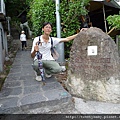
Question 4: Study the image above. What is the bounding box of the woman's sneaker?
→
[44,69,52,78]
[45,73,52,78]
[36,76,42,81]
[34,71,42,81]
[61,66,66,72]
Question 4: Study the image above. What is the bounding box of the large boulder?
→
[65,27,120,103]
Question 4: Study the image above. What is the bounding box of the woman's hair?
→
[42,22,52,28]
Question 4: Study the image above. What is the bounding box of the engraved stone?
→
[65,27,120,103]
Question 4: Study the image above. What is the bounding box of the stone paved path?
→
[0,40,73,114]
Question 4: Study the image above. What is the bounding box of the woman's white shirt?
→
[31,36,61,60]
[20,34,27,41]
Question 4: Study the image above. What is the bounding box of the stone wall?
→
[65,27,120,103]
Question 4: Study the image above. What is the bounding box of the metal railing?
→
[0,0,5,16]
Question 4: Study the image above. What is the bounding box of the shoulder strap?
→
[50,37,55,54]
[38,36,41,45]
[51,37,53,48]
[39,36,41,42]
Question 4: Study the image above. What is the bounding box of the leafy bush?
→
[107,14,120,30]
[60,0,89,57]
[28,0,56,36]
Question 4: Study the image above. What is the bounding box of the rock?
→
[5,57,10,61]
[8,53,14,58]
[65,27,120,103]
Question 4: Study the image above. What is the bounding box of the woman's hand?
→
[80,28,88,32]
[34,42,39,52]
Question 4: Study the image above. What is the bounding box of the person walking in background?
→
[20,30,27,50]
[31,22,88,82]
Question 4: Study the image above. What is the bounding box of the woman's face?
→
[42,24,52,35]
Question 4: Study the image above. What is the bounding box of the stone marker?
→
[65,27,120,103]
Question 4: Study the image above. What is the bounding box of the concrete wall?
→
[0,22,8,72]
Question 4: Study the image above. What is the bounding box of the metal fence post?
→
[56,0,65,63]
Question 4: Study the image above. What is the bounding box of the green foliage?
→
[4,0,33,35]
[60,0,89,36]
[5,0,32,21]
[28,0,90,58]
[107,14,120,30]
[28,0,56,36]
[60,0,89,57]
